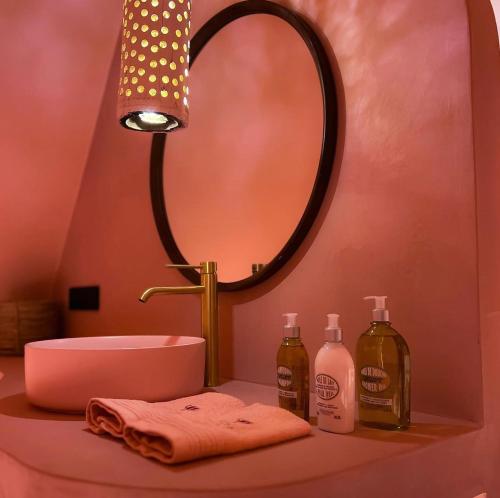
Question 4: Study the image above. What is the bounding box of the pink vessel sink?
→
[25,335,205,412]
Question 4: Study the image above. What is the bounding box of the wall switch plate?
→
[69,286,100,311]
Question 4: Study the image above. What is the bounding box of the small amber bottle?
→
[277,313,309,421]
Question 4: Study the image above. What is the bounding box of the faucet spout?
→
[139,262,219,387]
[139,286,204,303]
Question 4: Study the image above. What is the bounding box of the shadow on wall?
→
[5,279,56,303]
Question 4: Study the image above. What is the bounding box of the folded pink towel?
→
[86,392,310,464]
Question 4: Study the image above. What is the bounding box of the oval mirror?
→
[150,0,337,291]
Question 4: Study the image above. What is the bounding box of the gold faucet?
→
[139,261,219,387]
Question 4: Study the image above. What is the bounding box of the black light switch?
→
[69,286,100,311]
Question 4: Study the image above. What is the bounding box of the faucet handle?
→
[166,262,217,274]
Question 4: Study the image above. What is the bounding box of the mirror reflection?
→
[162,14,323,283]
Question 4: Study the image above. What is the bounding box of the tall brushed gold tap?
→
[139,261,219,387]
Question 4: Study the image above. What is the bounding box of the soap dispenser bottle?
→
[277,313,309,421]
[356,296,410,430]
[314,314,355,433]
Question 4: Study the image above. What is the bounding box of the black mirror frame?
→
[150,0,338,292]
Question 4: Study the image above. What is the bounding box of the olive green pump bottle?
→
[356,296,410,430]
[277,313,309,421]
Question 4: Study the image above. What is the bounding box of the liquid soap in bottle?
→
[314,314,355,433]
[277,313,309,421]
[356,296,410,430]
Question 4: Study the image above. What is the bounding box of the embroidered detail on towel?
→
[236,418,252,424]
[183,405,200,411]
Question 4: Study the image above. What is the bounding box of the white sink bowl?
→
[25,335,205,412]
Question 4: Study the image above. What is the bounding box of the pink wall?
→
[467,0,500,493]
[0,0,121,301]
[55,0,483,425]
[54,40,201,339]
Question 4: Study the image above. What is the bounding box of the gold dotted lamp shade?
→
[118,0,191,132]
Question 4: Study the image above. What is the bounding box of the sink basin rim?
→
[25,335,205,352]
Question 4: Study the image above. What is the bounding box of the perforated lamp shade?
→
[117,0,191,132]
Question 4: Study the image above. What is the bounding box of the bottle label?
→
[276,363,309,421]
[317,400,344,418]
[360,365,391,393]
[278,389,297,399]
[277,365,293,387]
[315,374,339,400]
[360,394,393,406]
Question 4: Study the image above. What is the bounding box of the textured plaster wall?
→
[467,0,500,493]
[56,0,483,424]
[0,0,121,301]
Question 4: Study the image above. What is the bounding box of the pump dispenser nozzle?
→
[363,296,389,322]
[325,313,343,342]
[283,313,300,338]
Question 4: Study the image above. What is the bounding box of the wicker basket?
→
[0,300,60,355]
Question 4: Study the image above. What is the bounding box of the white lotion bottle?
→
[314,314,355,433]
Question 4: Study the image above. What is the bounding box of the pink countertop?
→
[0,357,483,498]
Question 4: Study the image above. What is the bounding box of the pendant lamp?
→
[117,0,191,132]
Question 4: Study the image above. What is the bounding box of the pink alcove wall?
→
[0,0,122,301]
[54,0,484,425]
[467,0,500,493]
